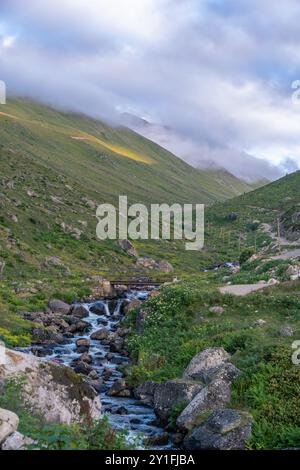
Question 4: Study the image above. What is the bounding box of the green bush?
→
[239,248,255,265]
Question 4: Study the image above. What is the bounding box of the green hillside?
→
[0,98,255,345]
[0,98,251,206]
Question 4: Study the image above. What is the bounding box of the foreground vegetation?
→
[126,270,300,449]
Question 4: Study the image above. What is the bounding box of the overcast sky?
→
[1,0,300,181]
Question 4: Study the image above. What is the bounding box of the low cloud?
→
[1,0,300,181]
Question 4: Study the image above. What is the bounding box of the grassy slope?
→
[0,98,252,205]
[0,99,299,449]
[0,98,253,345]
[126,172,300,449]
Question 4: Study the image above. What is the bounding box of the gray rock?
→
[80,353,93,364]
[68,320,90,333]
[209,306,225,315]
[206,363,242,385]
[75,338,90,350]
[0,409,19,444]
[183,409,253,450]
[48,299,70,315]
[183,348,230,381]
[1,431,36,450]
[136,257,157,270]
[118,239,138,257]
[176,379,231,431]
[90,329,109,341]
[135,381,158,406]
[73,361,93,376]
[110,337,125,353]
[144,432,169,447]
[157,260,174,273]
[108,379,131,397]
[90,302,107,315]
[153,379,203,423]
[279,325,294,337]
[70,305,89,319]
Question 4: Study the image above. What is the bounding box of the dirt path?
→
[219,284,268,296]
[270,249,300,261]
[260,223,300,246]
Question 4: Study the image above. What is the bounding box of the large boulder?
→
[107,379,131,398]
[207,363,241,384]
[183,409,253,450]
[183,348,230,382]
[48,299,70,315]
[32,327,65,345]
[70,305,89,319]
[176,379,231,431]
[0,349,101,425]
[90,329,109,341]
[90,302,108,316]
[153,379,203,423]
[0,409,19,444]
[135,381,158,407]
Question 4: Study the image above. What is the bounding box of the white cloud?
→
[0,0,300,180]
[2,35,16,48]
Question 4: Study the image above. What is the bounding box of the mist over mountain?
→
[121,113,282,183]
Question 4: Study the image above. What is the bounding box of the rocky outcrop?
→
[183,409,253,450]
[153,379,203,423]
[0,349,101,425]
[177,349,241,431]
[136,257,173,273]
[0,408,19,444]
[176,379,231,431]
[135,381,158,407]
[183,347,230,382]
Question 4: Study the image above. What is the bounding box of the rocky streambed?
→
[13,284,254,451]
[20,289,174,449]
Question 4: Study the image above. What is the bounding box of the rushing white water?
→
[21,290,174,449]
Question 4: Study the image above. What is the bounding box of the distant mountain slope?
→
[224,170,300,212]
[0,99,252,206]
[204,170,300,264]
